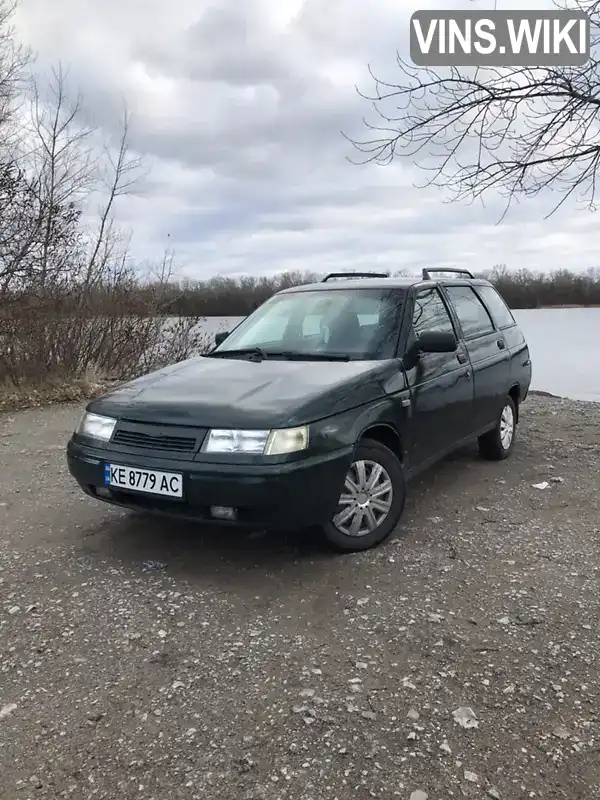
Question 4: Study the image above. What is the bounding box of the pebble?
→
[553,725,571,740]
[409,791,428,800]
[452,706,479,729]
[0,703,17,719]
[464,770,478,783]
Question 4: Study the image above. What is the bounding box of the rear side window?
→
[475,285,516,329]
[444,286,495,339]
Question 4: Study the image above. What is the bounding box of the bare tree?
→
[0,0,37,293]
[0,51,204,387]
[348,0,600,216]
[83,105,144,283]
[28,63,94,288]
[0,0,31,140]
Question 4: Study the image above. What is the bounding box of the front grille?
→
[113,429,196,452]
[110,420,207,458]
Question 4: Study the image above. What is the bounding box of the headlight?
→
[203,426,309,455]
[76,412,117,441]
[265,426,309,455]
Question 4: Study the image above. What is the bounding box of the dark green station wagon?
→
[67,269,532,552]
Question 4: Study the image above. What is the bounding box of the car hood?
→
[89,355,396,428]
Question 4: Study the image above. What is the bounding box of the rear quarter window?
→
[475,285,516,329]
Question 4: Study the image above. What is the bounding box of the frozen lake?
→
[196,308,600,403]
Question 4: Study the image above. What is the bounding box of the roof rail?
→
[322,271,389,283]
[422,267,475,280]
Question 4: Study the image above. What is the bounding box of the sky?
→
[12,0,600,280]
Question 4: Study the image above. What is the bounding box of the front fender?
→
[311,397,408,456]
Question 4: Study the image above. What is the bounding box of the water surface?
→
[512,309,599,402]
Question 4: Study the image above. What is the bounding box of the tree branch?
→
[347,0,600,216]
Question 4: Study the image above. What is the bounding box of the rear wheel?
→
[321,440,406,552]
[478,396,517,461]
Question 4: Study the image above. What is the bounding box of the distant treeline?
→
[139,265,600,317]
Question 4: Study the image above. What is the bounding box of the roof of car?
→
[277,273,493,294]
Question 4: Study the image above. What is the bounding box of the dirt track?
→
[1,394,599,800]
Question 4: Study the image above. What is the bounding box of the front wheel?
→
[321,440,406,552]
[478,396,517,461]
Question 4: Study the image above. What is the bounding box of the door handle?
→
[497,339,506,350]
[457,352,468,364]
[464,369,471,380]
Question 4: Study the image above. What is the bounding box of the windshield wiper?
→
[206,348,351,362]
[207,347,268,360]
[263,351,351,362]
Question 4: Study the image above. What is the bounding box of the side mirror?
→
[418,330,457,353]
[403,330,457,369]
[214,331,229,347]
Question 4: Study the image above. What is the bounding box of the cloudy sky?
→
[13,0,599,279]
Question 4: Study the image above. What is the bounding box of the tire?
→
[321,439,406,553]
[478,396,517,461]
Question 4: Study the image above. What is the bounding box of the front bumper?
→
[66,439,353,530]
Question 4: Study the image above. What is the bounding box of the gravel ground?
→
[1,393,599,800]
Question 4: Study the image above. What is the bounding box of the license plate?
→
[104,464,183,498]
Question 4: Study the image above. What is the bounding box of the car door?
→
[403,286,474,468]
[442,284,511,433]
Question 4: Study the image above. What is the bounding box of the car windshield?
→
[211,288,404,360]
